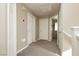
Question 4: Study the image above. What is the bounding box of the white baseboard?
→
[48,39,52,41]
[17,44,29,54]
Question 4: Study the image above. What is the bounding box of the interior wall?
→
[17,4,36,52]
[61,3,79,37]
[39,18,49,40]
[60,3,79,55]
[17,4,28,52]
[0,3,7,55]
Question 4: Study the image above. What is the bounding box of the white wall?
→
[0,3,7,55]
[16,4,36,52]
[17,4,28,52]
[61,3,79,36]
[39,18,49,40]
[60,3,79,56]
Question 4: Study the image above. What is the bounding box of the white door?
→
[39,18,49,40]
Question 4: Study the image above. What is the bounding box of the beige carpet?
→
[17,40,61,56]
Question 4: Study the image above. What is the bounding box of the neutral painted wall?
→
[60,4,79,55]
[39,18,49,40]
[17,4,28,52]
[60,3,79,36]
[16,4,36,52]
[0,3,7,55]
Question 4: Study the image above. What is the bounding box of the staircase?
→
[72,26,79,56]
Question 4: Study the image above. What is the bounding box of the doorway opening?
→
[52,19,58,42]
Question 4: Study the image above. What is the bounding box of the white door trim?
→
[7,3,17,56]
[57,4,62,50]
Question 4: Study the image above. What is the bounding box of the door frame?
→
[57,4,63,55]
[57,4,61,48]
[7,3,17,56]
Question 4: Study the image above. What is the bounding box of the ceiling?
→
[24,3,60,18]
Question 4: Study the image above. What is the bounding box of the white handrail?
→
[71,26,79,29]
[71,26,79,56]
[71,26,79,36]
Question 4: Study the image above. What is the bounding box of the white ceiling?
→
[24,3,60,18]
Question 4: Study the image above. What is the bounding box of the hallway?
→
[17,40,60,56]
[0,3,79,56]
[16,3,60,56]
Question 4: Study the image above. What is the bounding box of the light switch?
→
[21,38,26,42]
